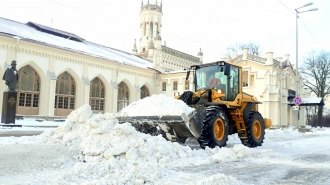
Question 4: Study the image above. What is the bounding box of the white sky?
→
[0,0,329,65]
[0,96,330,184]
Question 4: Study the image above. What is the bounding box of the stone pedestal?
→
[1,91,17,124]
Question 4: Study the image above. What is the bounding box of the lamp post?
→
[295,2,318,129]
[303,86,309,125]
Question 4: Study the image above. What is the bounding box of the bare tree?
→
[301,50,330,125]
[224,43,240,59]
[240,42,261,56]
[224,42,262,59]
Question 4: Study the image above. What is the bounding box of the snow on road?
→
[0,95,329,185]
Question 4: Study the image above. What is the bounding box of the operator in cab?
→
[207,73,221,88]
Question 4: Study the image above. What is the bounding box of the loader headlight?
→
[217,61,225,66]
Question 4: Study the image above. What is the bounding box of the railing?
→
[247,54,266,63]
[141,4,162,12]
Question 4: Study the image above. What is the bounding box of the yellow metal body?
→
[214,118,225,141]
[192,62,272,138]
[264,118,272,129]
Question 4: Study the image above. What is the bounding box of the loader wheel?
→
[179,91,193,105]
[241,111,265,147]
[198,106,229,149]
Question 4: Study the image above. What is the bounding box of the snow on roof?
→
[0,17,153,69]
[26,21,85,42]
[289,97,324,106]
[163,69,187,74]
[302,98,323,104]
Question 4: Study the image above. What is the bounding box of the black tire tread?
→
[179,91,193,105]
[241,111,265,147]
[198,106,229,149]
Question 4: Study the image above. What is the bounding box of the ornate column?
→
[45,71,57,117]
[110,68,119,113]
[81,62,90,107]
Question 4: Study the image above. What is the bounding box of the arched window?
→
[140,85,149,99]
[17,65,40,115]
[89,77,105,113]
[54,72,75,116]
[117,82,129,112]
[185,80,190,90]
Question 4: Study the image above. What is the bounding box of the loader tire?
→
[198,106,229,149]
[241,111,265,147]
[179,91,193,105]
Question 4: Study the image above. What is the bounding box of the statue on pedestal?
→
[2,60,18,92]
[1,60,19,124]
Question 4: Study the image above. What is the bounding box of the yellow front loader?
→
[118,61,272,149]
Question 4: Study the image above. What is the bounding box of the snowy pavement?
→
[0,118,62,137]
[178,132,330,185]
[0,112,329,184]
[1,128,329,185]
[0,95,329,185]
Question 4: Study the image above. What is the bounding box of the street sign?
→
[293,96,302,106]
[292,106,299,111]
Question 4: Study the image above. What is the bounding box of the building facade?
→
[155,49,306,128]
[232,49,306,127]
[0,1,305,127]
[0,18,156,118]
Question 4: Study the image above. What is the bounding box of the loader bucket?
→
[116,108,205,142]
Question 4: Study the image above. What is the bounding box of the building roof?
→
[161,45,200,63]
[26,21,85,42]
[163,70,187,74]
[232,54,291,69]
[0,17,153,69]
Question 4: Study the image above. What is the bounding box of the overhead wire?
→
[45,0,112,19]
[49,0,328,54]
[299,21,325,50]
[46,0,324,51]
[44,0,228,51]
[48,0,326,56]
[277,0,324,50]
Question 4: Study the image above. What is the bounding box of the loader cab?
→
[193,62,240,101]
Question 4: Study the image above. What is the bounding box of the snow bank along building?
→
[0,1,307,127]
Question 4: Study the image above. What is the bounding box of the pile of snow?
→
[116,94,195,117]
[41,104,271,184]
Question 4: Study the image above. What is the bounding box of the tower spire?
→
[139,0,163,56]
[141,0,143,6]
[197,48,203,64]
[132,39,138,54]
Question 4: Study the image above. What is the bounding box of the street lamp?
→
[303,86,310,125]
[295,2,318,128]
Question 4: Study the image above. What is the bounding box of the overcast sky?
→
[1,0,329,65]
